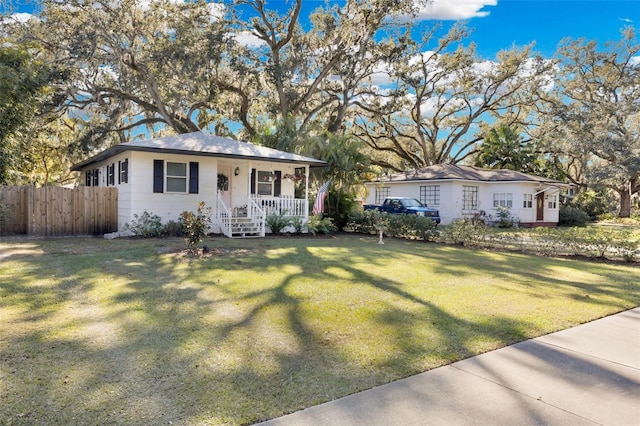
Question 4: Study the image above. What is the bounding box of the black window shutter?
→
[274,170,282,196]
[109,164,115,186]
[86,171,92,186]
[153,160,164,193]
[123,159,129,183]
[118,161,121,184]
[93,169,99,186]
[250,168,256,194]
[189,162,199,194]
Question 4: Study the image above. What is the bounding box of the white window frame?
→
[166,162,188,193]
[547,195,557,209]
[462,186,478,210]
[523,193,533,208]
[493,193,513,208]
[257,171,275,196]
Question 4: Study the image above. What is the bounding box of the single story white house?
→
[363,164,571,226]
[71,131,326,237]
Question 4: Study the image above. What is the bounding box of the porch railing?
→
[251,195,308,218]
[215,192,232,237]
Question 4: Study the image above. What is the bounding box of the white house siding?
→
[365,180,561,226]
[80,152,309,231]
[127,151,219,229]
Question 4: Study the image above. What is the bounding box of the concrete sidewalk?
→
[259,307,640,426]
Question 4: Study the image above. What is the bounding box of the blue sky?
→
[440,0,640,58]
[5,0,638,59]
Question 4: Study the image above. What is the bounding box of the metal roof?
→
[370,164,569,186]
[71,131,327,171]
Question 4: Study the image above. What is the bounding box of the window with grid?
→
[547,195,557,209]
[492,193,513,208]
[420,185,440,206]
[523,193,533,208]
[375,187,390,204]
[462,186,478,210]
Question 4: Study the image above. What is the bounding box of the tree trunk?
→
[617,186,631,218]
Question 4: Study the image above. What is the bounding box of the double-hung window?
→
[548,195,557,209]
[166,162,187,193]
[257,171,275,195]
[523,193,533,208]
[153,160,198,194]
[493,193,513,208]
[462,186,478,210]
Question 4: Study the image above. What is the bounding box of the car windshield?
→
[403,199,424,207]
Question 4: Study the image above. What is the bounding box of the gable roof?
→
[369,164,569,186]
[71,131,326,171]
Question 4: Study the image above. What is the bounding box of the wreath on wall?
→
[217,173,229,191]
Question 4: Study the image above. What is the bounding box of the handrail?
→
[248,196,266,237]
[216,192,232,237]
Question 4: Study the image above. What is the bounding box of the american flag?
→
[312,179,331,215]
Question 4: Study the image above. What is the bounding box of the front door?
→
[536,193,544,221]
[218,166,232,207]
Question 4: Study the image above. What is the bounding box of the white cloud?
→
[10,12,34,23]
[235,31,266,48]
[415,0,498,20]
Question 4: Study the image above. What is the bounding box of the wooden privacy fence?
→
[0,186,118,236]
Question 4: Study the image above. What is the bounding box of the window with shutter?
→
[189,162,199,194]
[153,160,164,193]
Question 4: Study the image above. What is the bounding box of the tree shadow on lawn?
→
[1,235,638,425]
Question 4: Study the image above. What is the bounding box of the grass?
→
[1,234,639,425]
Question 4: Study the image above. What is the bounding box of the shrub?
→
[266,212,292,235]
[307,214,337,235]
[323,188,360,230]
[572,189,611,219]
[180,202,212,250]
[344,209,386,234]
[441,219,487,246]
[494,206,518,228]
[162,220,184,237]
[290,216,305,235]
[558,206,590,227]
[345,210,438,241]
[123,211,164,237]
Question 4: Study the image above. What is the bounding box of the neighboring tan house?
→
[71,131,326,237]
[364,164,571,226]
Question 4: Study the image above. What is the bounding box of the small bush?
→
[163,220,184,237]
[344,209,385,234]
[123,211,164,237]
[307,214,337,235]
[494,206,518,228]
[345,210,438,241]
[180,202,212,250]
[441,219,487,246]
[266,212,292,235]
[290,216,305,235]
[559,206,590,227]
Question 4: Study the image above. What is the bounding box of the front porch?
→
[213,193,309,238]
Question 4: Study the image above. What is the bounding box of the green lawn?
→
[1,234,639,425]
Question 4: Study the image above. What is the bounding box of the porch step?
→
[229,218,263,238]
